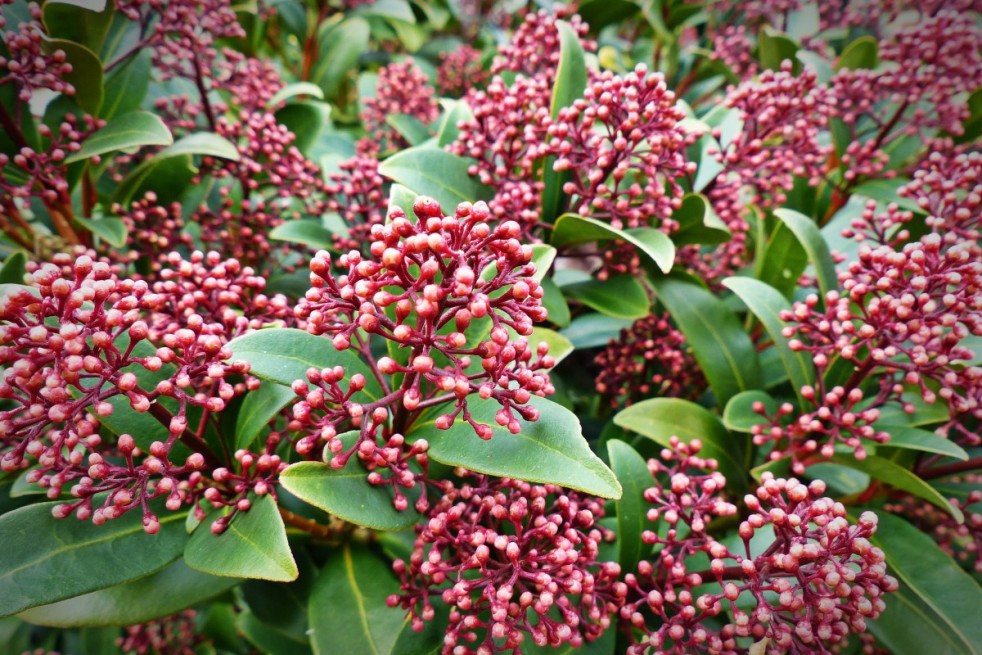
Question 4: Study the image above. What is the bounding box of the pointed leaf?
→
[607,440,650,571]
[671,193,730,245]
[269,219,337,252]
[378,147,492,212]
[563,275,650,320]
[269,82,325,108]
[773,209,838,300]
[831,456,963,522]
[723,390,778,432]
[65,110,172,163]
[552,214,674,273]
[236,381,295,451]
[877,424,969,461]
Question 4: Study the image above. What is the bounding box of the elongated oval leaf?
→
[42,38,103,115]
[563,275,650,320]
[385,113,431,147]
[238,611,313,655]
[308,546,405,655]
[226,328,381,401]
[722,276,813,404]
[65,110,172,163]
[560,313,634,350]
[867,512,982,655]
[378,147,492,212]
[74,216,127,248]
[651,276,762,406]
[414,396,622,499]
[313,17,370,98]
[831,455,963,522]
[269,82,325,108]
[269,219,337,252]
[17,560,238,627]
[877,424,969,461]
[0,501,187,616]
[185,494,298,582]
[279,461,421,531]
[551,214,674,274]
[607,440,651,572]
[614,398,747,494]
[158,132,240,160]
[773,209,837,300]
[671,193,730,245]
[722,390,778,432]
[236,381,295,450]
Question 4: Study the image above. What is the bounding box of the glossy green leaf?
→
[722,276,813,404]
[850,178,923,214]
[435,99,474,148]
[552,214,675,274]
[758,218,807,298]
[836,36,878,71]
[867,512,982,655]
[691,133,725,193]
[226,328,381,401]
[378,147,492,212]
[0,252,27,284]
[615,398,747,494]
[541,276,571,328]
[877,425,969,461]
[74,216,127,248]
[65,110,172,164]
[563,274,650,320]
[772,208,838,300]
[275,102,328,155]
[385,113,431,146]
[671,193,730,245]
[279,459,420,531]
[312,17,370,98]
[43,38,103,115]
[236,381,295,450]
[100,49,151,121]
[0,501,187,617]
[238,611,313,655]
[158,132,240,161]
[528,326,574,365]
[269,219,337,251]
[416,396,622,499]
[758,27,799,72]
[185,494,298,582]
[17,560,238,627]
[308,546,405,655]
[722,390,777,432]
[111,153,194,206]
[607,440,650,572]
[831,456,963,522]
[269,82,325,108]
[42,0,113,52]
[560,313,634,350]
[651,276,762,406]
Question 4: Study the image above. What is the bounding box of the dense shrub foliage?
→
[0,1,980,654]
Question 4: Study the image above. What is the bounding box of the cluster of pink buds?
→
[449,75,552,237]
[111,193,192,268]
[710,25,757,80]
[118,610,203,655]
[324,152,389,253]
[0,8,75,101]
[900,150,981,246]
[217,49,286,111]
[294,196,553,444]
[145,0,245,85]
[437,46,489,98]
[388,475,622,653]
[361,59,439,152]
[490,8,595,79]
[621,442,898,654]
[594,314,703,407]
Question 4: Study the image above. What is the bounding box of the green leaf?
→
[74,216,127,248]
[758,28,800,73]
[552,214,675,274]
[185,494,298,582]
[226,328,381,401]
[607,440,650,572]
[758,216,808,298]
[562,274,650,320]
[831,456,963,522]
[836,36,878,71]
[42,0,113,53]
[540,19,588,223]
[238,611,313,655]
[269,82,325,108]
[772,208,838,301]
[312,17,370,98]
[378,147,492,213]
[867,512,982,655]
[65,110,172,164]
[385,113,431,146]
[560,313,634,350]
[528,327,574,365]
[435,99,474,148]
[100,49,151,121]
[0,501,186,617]
[269,219,337,252]
[877,425,969,461]
[275,102,329,155]
[722,276,813,404]
[671,193,730,245]
[541,276,571,329]
[651,276,762,406]
[416,396,622,499]
[236,381,295,451]
[158,132,241,160]
[691,133,725,193]
[42,38,103,115]
[111,153,194,206]
[17,560,238,627]
[850,178,923,214]
[279,460,420,531]
[614,398,747,494]
[308,546,405,655]
[722,390,777,432]
[0,252,27,284]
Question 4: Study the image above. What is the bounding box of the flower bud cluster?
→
[389,475,621,653]
[361,60,439,152]
[900,150,981,246]
[295,197,553,443]
[594,314,703,407]
[490,8,595,79]
[324,152,388,253]
[621,444,898,654]
[437,46,488,98]
[118,610,203,655]
[0,7,75,101]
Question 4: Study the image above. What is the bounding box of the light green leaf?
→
[378,147,493,212]
[385,113,431,146]
[185,494,298,582]
[74,216,127,248]
[651,276,762,406]
[560,313,634,350]
[671,193,730,245]
[722,390,777,432]
[157,132,240,161]
[415,396,622,499]
[773,208,838,301]
[615,397,747,494]
[552,213,675,274]
[269,219,337,252]
[269,82,325,108]
[563,275,650,320]
[65,110,172,164]
[312,17,370,98]
[607,440,650,572]
[831,456,963,522]
[836,36,878,71]
[877,425,969,461]
[236,382,295,451]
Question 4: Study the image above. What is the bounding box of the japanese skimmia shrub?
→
[0,0,980,654]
